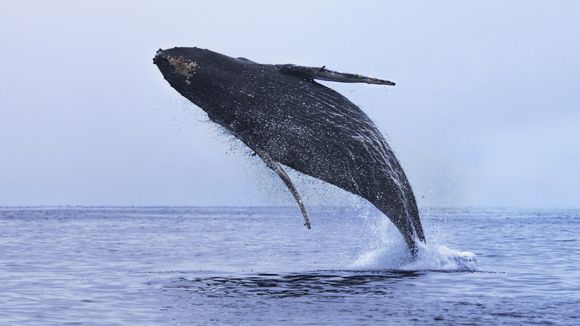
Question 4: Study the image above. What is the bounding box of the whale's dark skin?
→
[153,47,426,255]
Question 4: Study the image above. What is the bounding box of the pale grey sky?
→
[1,1,579,207]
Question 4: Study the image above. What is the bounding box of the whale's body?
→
[154,47,425,254]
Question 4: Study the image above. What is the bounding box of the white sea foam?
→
[350,212,478,272]
[405,242,478,271]
[351,242,478,271]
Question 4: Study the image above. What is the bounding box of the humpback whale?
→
[153,47,426,255]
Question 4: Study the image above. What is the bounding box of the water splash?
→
[351,241,477,272]
[405,242,478,271]
[350,212,478,272]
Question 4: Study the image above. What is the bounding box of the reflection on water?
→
[169,271,423,298]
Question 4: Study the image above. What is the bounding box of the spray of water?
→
[350,211,478,271]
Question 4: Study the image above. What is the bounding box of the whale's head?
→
[154,47,244,110]
[154,48,203,86]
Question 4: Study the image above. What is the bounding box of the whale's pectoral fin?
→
[254,148,312,229]
[278,64,396,86]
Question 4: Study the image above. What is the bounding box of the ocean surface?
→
[1,207,579,325]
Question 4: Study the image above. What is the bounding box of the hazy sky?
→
[1,1,579,208]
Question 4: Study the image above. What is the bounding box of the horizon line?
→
[1,205,579,210]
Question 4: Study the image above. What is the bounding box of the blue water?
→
[1,207,579,325]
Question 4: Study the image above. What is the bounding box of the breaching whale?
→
[153,47,426,255]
